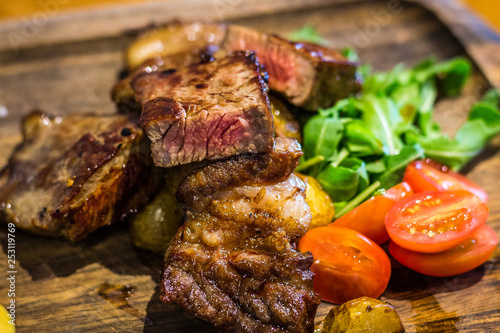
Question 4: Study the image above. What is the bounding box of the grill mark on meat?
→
[133,51,274,167]
[161,138,320,332]
[117,23,358,114]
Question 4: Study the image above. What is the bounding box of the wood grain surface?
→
[0,0,499,332]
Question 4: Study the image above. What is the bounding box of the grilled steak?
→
[160,137,321,332]
[0,111,162,241]
[132,51,274,168]
[222,25,359,110]
[112,46,218,114]
[122,22,358,111]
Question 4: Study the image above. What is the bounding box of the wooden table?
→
[0,0,499,332]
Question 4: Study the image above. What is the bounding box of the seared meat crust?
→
[0,111,161,241]
[221,25,359,110]
[112,46,217,114]
[160,138,321,332]
[132,51,274,168]
[122,22,359,111]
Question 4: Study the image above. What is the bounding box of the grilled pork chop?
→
[132,51,275,168]
[0,111,161,241]
[160,137,321,332]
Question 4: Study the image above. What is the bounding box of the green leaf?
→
[377,144,424,188]
[341,47,359,63]
[344,119,384,155]
[303,114,344,162]
[408,89,500,170]
[436,58,471,97]
[334,180,382,218]
[362,63,405,94]
[317,157,368,202]
[412,57,471,96]
[365,160,387,174]
[468,93,500,136]
[407,133,480,170]
[481,88,500,106]
[354,94,404,155]
[287,26,330,46]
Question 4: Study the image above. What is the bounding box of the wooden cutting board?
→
[0,0,499,332]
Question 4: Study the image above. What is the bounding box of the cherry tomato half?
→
[389,224,498,277]
[331,182,413,244]
[404,159,488,203]
[385,190,489,253]
[298,226,391,304]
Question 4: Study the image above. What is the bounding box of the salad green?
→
[290,28,500,218]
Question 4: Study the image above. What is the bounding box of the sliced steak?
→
[112,46,217,114]
[121,22,358,111]
[132,51,274,168]
[222,24,359,110]
[160,137,321,333]
[0,111,162,241]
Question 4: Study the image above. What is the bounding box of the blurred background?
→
[0,0,499,34]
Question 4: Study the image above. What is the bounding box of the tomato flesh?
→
[331,182,413,244]
[298,226,391,304]
[389,224,498,277]
[385,190,489,253]
[404,159,488,203]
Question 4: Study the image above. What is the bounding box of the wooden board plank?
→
[0,0,499,332]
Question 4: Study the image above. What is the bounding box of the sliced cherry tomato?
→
[389,224,498,277]
[385,190,489,253]
[298,226,391,304]
[331,182,413,244]
[404,159,488,203]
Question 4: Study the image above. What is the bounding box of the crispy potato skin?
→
[321,297,405,333]
[297,173,335,229]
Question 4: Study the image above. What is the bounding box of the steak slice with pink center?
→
[221,25,360,110]
[132,51,274,168]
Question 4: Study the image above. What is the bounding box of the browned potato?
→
[321,297,405,333]
[297,173,335,229]
[270,94,302,143]
[126,22,227,70]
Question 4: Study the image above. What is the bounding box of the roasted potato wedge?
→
[321,297,405,333]
[297,173,335,229]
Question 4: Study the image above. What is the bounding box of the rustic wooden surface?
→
[0,0,499,332]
